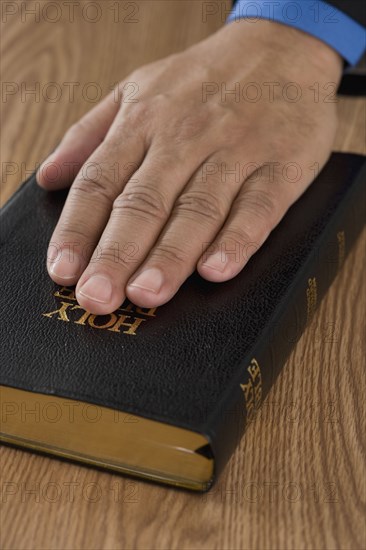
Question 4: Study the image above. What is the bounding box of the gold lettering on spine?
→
[337,230,345,269]
[240,379,253,402]
[240,358,262,421]
[306,277,317,323]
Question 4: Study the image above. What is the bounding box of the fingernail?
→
[128,268,164,294]
[78,275,113,304]
[47,244,61,263]
[202,251,227,272]
[49,252,82,280]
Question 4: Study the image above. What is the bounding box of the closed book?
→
[0,152,365,491]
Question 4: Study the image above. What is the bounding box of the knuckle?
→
[174,190,226,224]
[149,242,189,266]
[64,119,91,140]
[96,247,134,270]
[71,173,116,204]
[173,110,209,141]
[122,100,152,127]
[124,67,146,85]
[56,220,90,243]
[112,185,170,222]
[237,188,278,231]
[222,226,254,250]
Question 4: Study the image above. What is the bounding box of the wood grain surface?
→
[1,2,365,549]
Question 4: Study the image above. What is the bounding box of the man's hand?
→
[37,20,342,314]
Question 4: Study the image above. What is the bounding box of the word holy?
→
[42,286,157,335]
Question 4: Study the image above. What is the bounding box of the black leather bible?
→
[1,153,365,491]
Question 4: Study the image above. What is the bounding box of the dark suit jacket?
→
[232,1,365,27]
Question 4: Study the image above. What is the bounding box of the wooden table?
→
[1,2,365,549]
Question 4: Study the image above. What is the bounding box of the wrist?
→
[265,21,343,84]
[217,19,343,86]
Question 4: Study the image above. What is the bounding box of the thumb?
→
[36,90,119,190]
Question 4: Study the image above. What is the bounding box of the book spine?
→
[203,161,366,490]
[0,172,36,214]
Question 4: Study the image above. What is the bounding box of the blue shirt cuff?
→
[227,0,366,66]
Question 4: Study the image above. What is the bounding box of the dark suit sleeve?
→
[232,1,366,27]
[320,1,365,26]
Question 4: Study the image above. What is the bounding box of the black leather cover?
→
[0,153,365,489]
